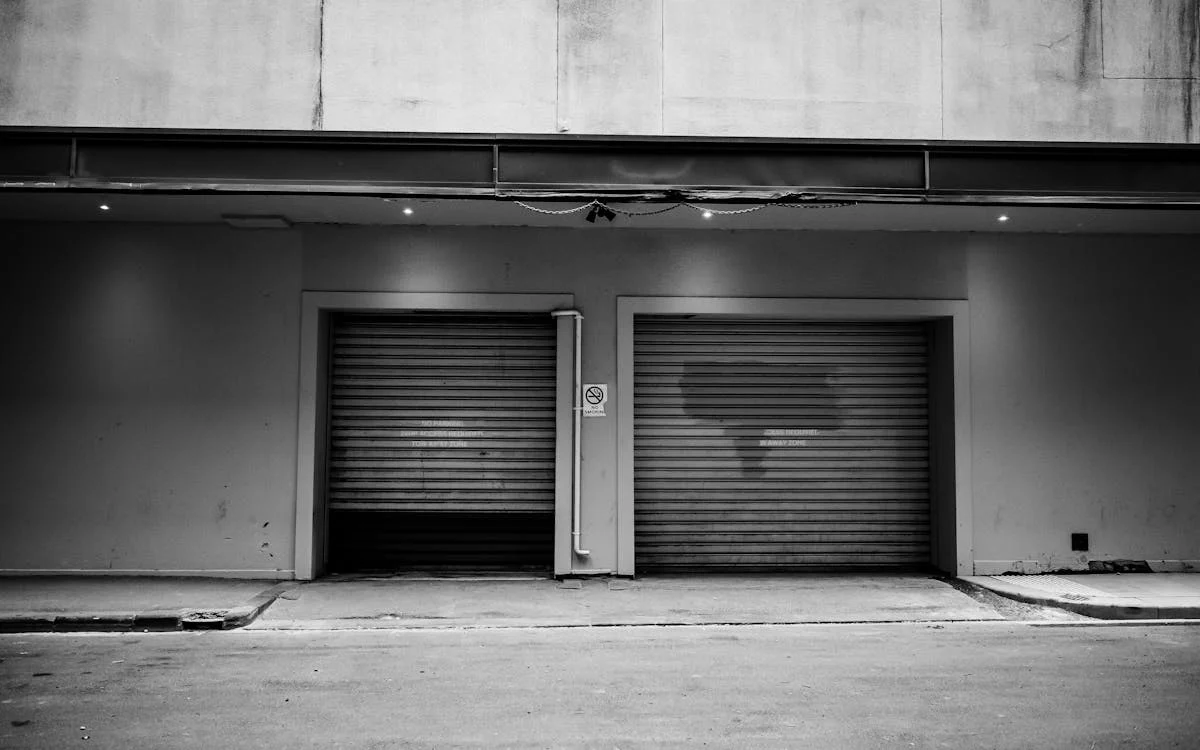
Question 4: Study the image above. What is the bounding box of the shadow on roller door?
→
[679,361,844,476]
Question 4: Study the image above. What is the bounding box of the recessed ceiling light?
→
[997,214,1010,223]
[701,210,714,219]
[99,204,110,211]
[402,207,414,216]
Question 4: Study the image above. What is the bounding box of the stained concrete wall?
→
[659,0,943,139]
[2,222,1198,575]
[320,0,558,132]
[0,225,303,575]
[558,0,663,135]
[2,0,1197,141]
[943,0,1200,142]
[0,0,322,129]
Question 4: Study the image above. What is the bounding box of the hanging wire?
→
[512,199,602,215]
[778,200,859,209]
[608,204,684,217]
[682,203,768,216]
[510,198,859,219]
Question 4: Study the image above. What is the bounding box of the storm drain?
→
[988,575,1106,602]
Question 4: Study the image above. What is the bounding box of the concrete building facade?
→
[1,1,1198,579]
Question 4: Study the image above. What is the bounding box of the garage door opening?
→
[325,311,557,573]
[634,316,932,572]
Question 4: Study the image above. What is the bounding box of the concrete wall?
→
[2,0,1197,141]
[0,225,303,575]
[658,0,942,139]
[303,226,1200,574]
[968,234,1200,572]
[0,0,322,129]
[943,0,1200,142]
[303,226,969,574]
[2,222,1198,575]
[320,0,558,132]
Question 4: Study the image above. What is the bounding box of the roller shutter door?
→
[634,317,930,571]
[327,312,556,571]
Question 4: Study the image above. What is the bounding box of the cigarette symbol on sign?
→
[585,386,605,405]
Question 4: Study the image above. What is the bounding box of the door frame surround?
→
[616,296,973,576]
[294,291,575,580]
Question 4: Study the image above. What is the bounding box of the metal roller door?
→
[634,316,930,571]
[327,312,556,571]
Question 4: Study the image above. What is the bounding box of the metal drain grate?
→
[989,575,1106,600]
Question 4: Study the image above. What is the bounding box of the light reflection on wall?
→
[668,242,746,296]
[84,249,165,390]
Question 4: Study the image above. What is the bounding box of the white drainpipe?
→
[551,310,590,558]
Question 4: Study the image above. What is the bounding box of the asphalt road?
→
[2,623,1198,749]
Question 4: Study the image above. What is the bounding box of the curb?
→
[0,613,175,633]
[962,577,1200,620]
[0,581,301,634]
[0,615,55,633]
[215,581,299,630]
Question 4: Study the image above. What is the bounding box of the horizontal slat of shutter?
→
[634,316,931,571]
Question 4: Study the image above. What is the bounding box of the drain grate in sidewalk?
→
[989,575,1107,602]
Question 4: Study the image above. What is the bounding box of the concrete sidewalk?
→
[0,576,294,632]
[1,573,1196,633]
[246,574,1006,630]
[965,573,1200,620]
[0,574,1006,632]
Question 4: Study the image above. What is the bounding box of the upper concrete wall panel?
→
[321,0,558,133]
[943,0,1200,142]
[661,0,942,139]
[0,0,321,129]
[5,0,1200,142]
[558,0,663,135]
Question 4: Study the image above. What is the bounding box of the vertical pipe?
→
[551,310,589,557]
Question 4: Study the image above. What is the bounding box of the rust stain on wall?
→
[1114,0,1200,141]
[1077,0,1099,83]
[559,0,662,134]
[0,0,89,124]
[1178,0,1197,138]
[1103,0,1200,78]
[1178,0,1199,74]
[944,0,1200,141]
[0,0,26,112]
[311,0,325,130]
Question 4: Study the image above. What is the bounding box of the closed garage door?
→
[327,312,556,572]
[634,316,930,571]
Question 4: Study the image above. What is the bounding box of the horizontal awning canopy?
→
[3,127,1200,206]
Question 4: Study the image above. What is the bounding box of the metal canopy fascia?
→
[4,127,1200,206]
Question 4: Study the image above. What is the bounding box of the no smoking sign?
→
[582,383,608,417]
